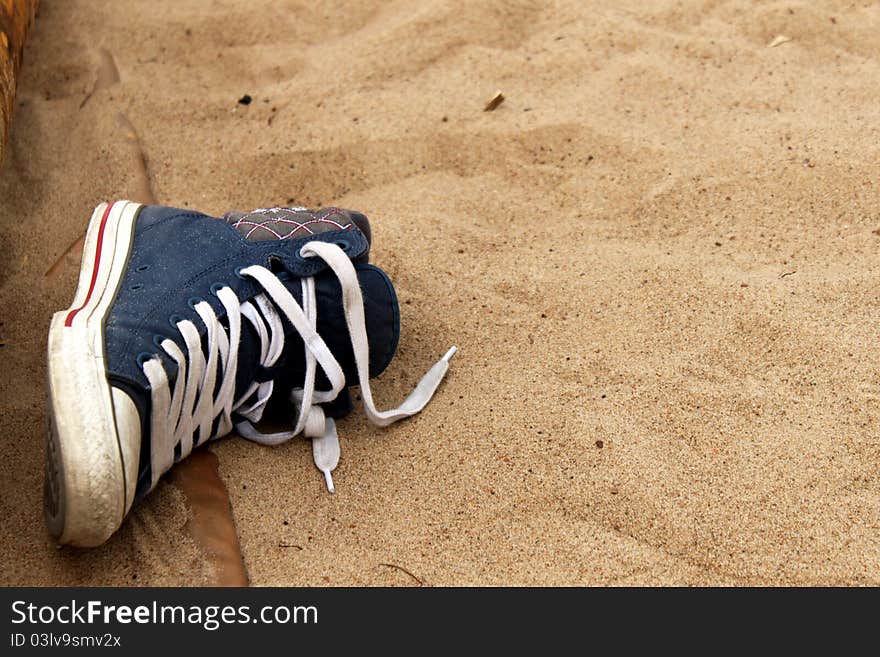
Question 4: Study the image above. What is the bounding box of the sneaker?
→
[45,201,455,547]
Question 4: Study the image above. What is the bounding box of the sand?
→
[1,0,878,586]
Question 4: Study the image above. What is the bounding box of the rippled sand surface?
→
[1,0,878,585]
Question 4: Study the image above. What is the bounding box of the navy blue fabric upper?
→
[102,205,400,496]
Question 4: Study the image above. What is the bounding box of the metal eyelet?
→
[168,314,184,328]
[136,352,153,367]
[152,335,165,349]
[187,297,201,310]
[210,282,225,296]
[234,266,247,280]
[333,240,349,252]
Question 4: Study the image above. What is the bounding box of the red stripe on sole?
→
[64,202,116,327]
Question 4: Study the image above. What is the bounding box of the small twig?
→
[379,563,424,586]
[278,542,303,550]
[768,35,792,48]
[483,91,505,112]
[779,271,797,279]
[44,232,85,280]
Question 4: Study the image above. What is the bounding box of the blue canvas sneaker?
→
[45,201,455,546]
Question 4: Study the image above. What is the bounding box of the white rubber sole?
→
[45,200,143,547]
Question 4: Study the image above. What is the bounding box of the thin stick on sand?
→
[483,90,505,112]
[0,0,39,164]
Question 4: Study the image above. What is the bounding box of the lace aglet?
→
[442,346,458,363]
[322,469,335,493]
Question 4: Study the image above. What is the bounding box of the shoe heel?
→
[44,201,141,546]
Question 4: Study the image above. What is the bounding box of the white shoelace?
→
[143,241,456,492]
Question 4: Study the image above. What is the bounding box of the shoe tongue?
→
[233,263,399,405]
[224,207,372,246]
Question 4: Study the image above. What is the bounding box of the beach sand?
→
[1,0,878,586]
